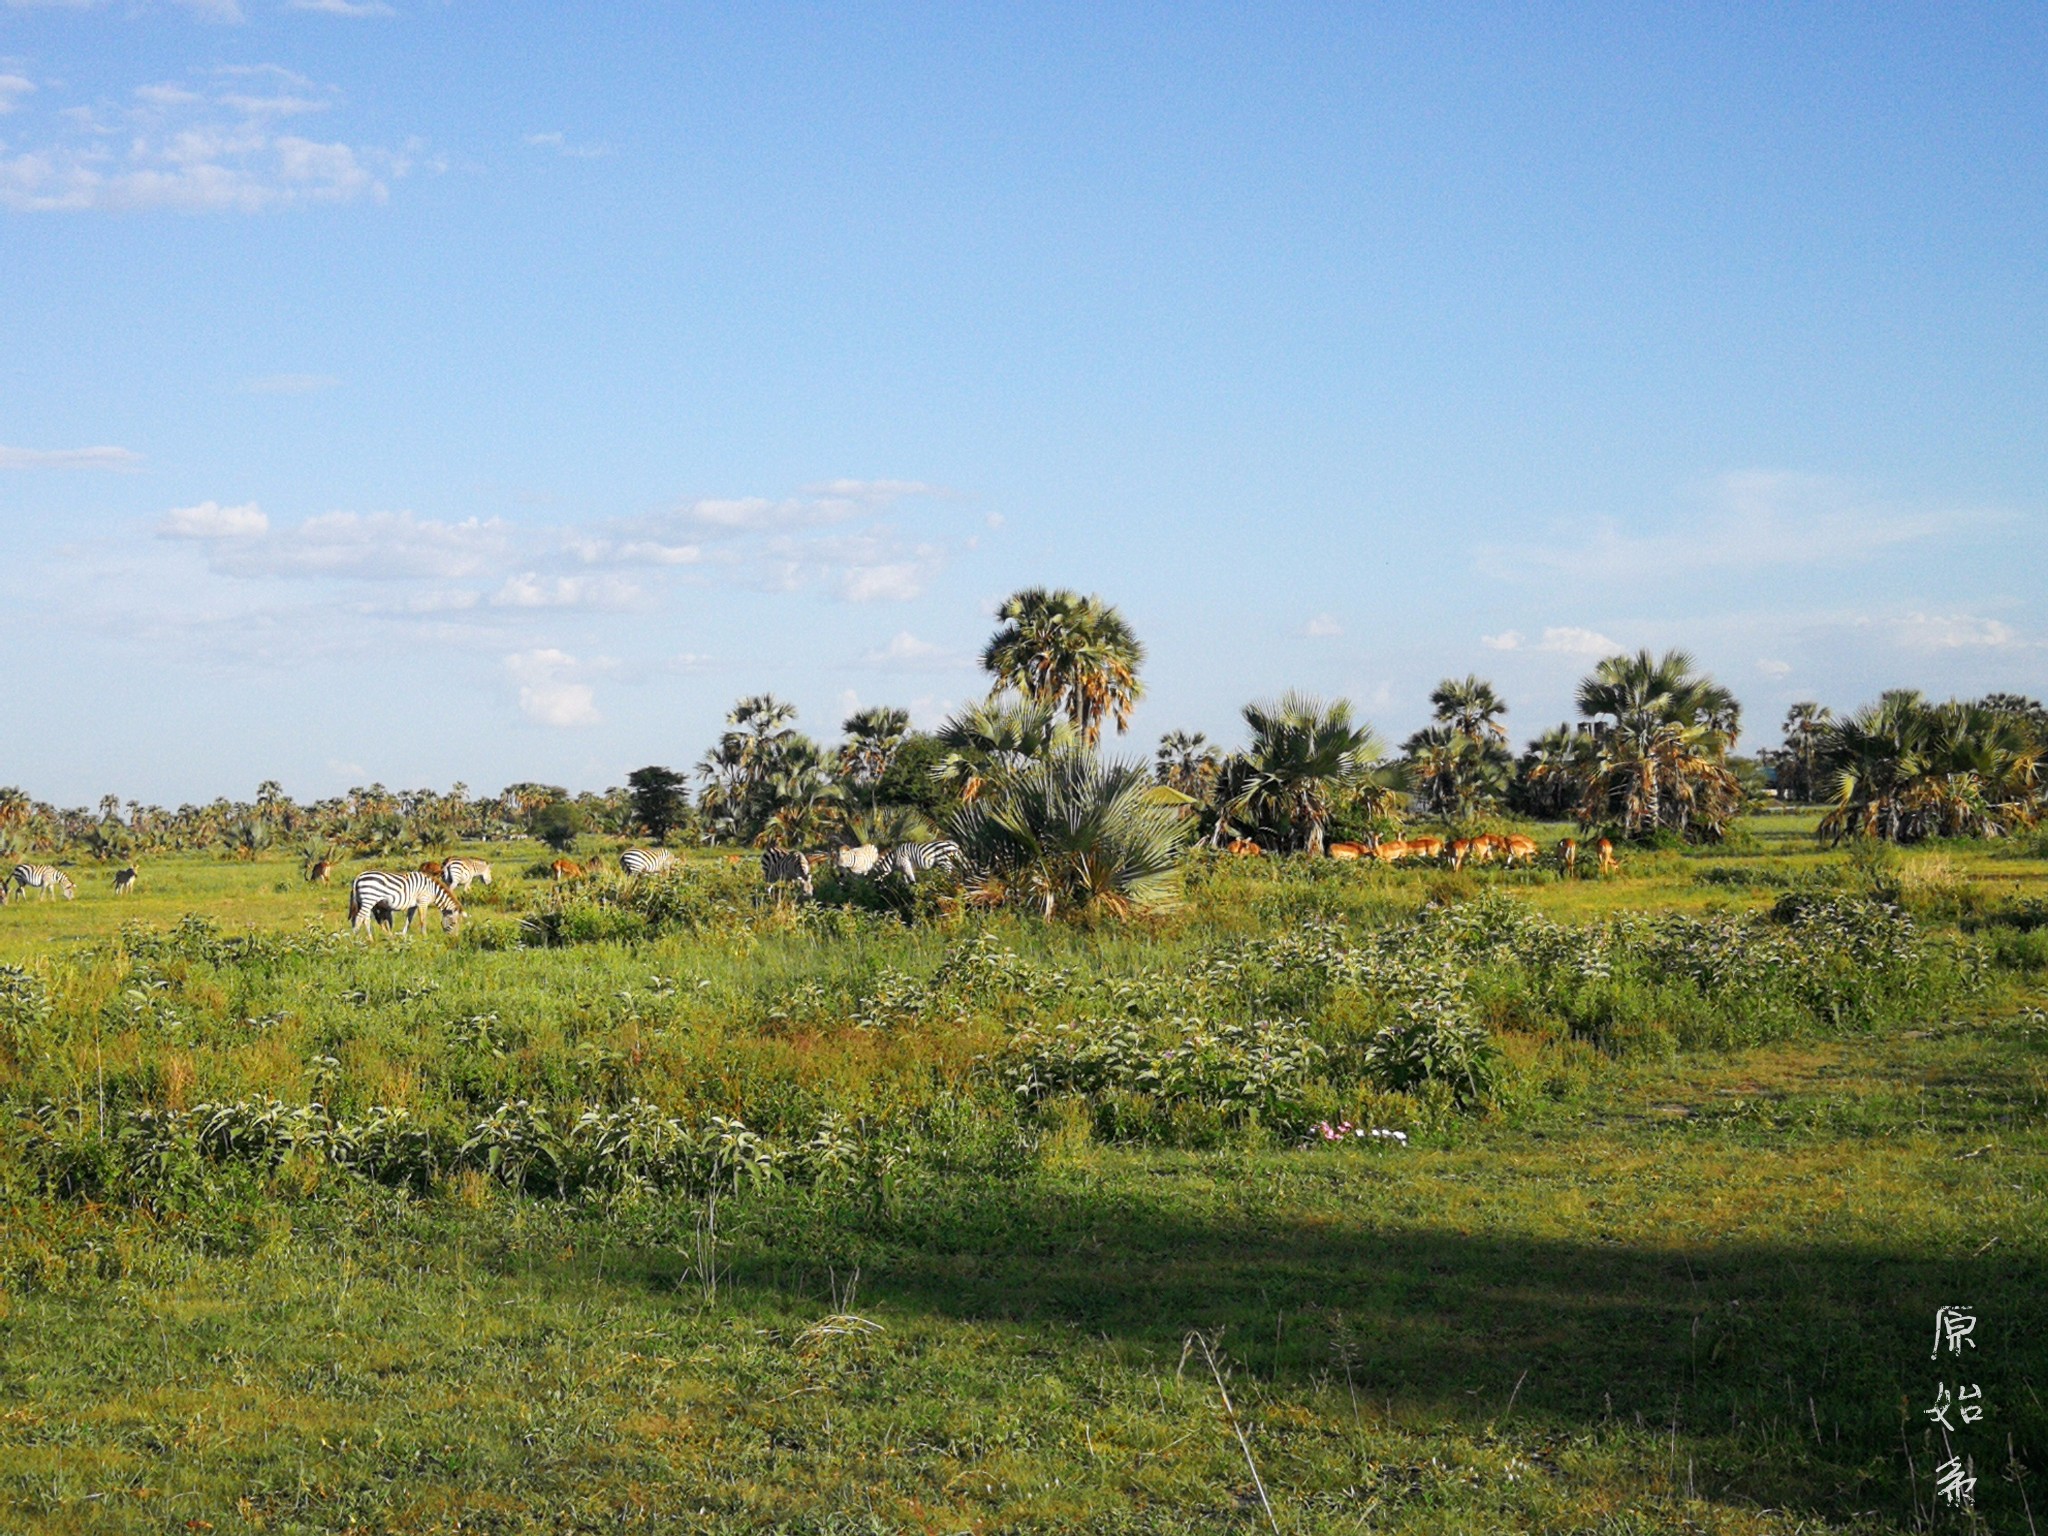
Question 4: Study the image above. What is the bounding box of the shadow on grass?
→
[705,1169,2044,1526]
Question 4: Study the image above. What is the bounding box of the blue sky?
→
[2,3,2043,804]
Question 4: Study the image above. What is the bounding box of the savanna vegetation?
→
[1,592,2044,1533]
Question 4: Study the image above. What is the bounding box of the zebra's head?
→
[441,903,462,934]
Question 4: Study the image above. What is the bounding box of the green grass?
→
[1,822,2044,1532]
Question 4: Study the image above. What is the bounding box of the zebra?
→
[620,848,678,876]
[833,843,882,876]
[881,840,964,883]
[441,857,493,890]
[11,864,76,901]
[348,870,462,936]
[760,848,813,898]
[113,867,138,895]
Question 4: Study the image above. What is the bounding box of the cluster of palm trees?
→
[1799,692,2043,843]
[0,779,613,862]
[7,587,2039,887]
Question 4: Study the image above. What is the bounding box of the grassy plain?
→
[1,813,2044,1533]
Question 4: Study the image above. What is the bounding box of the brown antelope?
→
[1226,839,1263,856]
[1502,835,1539,867]
[1556,837,1578,873]
[1447,838,1471,870]
[1366,840,1415,864]
[1596,838,1617,875]
[1327,842,1367,860]
[1406,835,1444,860]
[418,860,445,880]
[550,857,584,882]
[308,859,333,884]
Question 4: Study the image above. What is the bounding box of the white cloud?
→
[1481,630,1524,651]
[0,75,34,114]
[288,0,395,15]
[523,130,610,160]
[158,499,268,539]
[1301,614,1342,638]
[860,630,963,669]
[1,444,143,470]
[243,372,339,394]
[211,510,509,580]
[1756,659,1793,677]
[1534,626,1619,656]
[841,563,925,603]
[1479,471,1984,584]
[490,572,639,610]
[0,66,415,212]
[613,540,702,566]
[505,648,600,727]
[1890,612,2021,651]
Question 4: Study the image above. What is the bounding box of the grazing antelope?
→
[11,864,75,900]
[113,866,138,895]
[1446,839,1471,870]
[1405,835,1444,861]
[620,848,678,876]
[550,858,584,882]
[1365,840,1414,864]
[1502,835,1539,867]
[1327,842,1367,861]
[308,859,333,884]
[348,870,461,936]
[1556,837,1578,873]
[441,857,492,890]
[760,848,814,898]
[834,843,883,875]
[1597,838,1618,875]
[1226,839,1263,856]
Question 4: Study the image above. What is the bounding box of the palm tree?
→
[1769,702,1835,802]
[1574,650,1742,837]
[1817,692,2042,843]
[1225,693,1385,857]
[980,588,1145,746]
[949,753,1193,918]
[1429,676,1508,743]
[935,695,1077,802]
[695,694,804,842]
[1402,725,1509,820]
[755,738,844,850]
[837,706,911,818]
[1154,730,1221,802]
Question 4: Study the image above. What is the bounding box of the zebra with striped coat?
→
[348,870,462,935]
[113,867,138,895]
[760,848,813,898]
[441,857,493,890]
[620,848,678,877]
[11,864,75,901]
[881,840,964,883]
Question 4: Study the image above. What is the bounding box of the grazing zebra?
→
[348,870,462,936]
[441,857,493,890]
[620,848,678,876]
[113,867,138,895]
[882,840,964,883]
[834,843,882,876]
[11,864,75,901]
[760,848,813,898]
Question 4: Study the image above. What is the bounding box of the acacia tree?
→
[626,766,691,843]
[980,588,1145,746]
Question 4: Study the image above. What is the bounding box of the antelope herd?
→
[1273,833,1615,873]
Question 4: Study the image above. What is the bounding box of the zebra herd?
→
[732,840,966,900]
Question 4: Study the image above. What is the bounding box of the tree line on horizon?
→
[2,588,2042,871]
